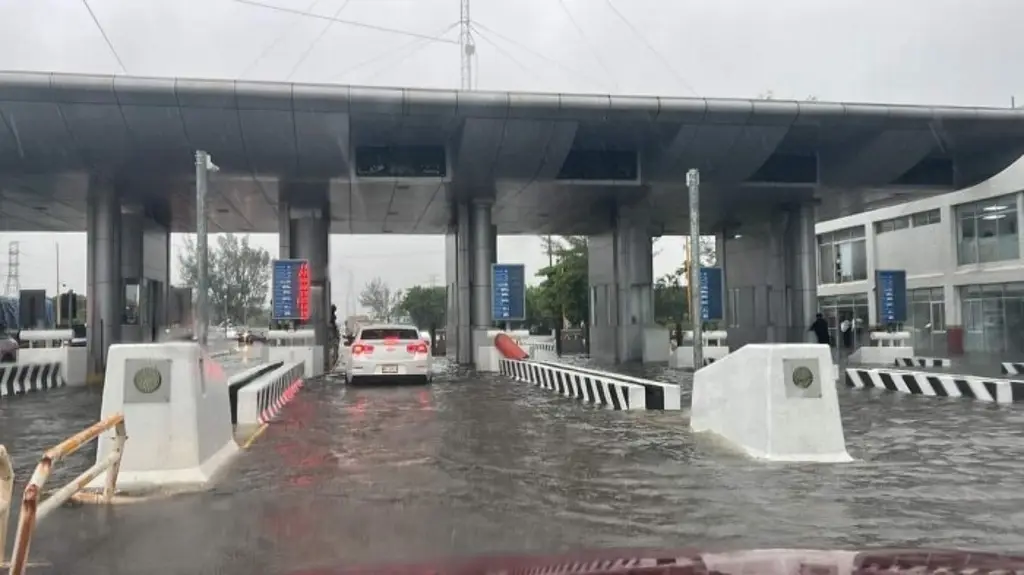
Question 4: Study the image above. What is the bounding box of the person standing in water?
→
[809,313,831,345]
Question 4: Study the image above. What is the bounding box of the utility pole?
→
[459,0,475,90]
[687,169,704,369]
[195,150,219,347]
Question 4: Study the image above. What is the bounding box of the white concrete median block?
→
[690,343,851,463]
[88,342,239,492]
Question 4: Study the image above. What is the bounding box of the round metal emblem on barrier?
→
[133,366,163,394]
[792,366,814,389]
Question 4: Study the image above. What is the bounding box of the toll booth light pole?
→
[686,168,704,370]
[195,150,219,347]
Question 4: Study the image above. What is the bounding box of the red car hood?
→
[290,548,1024,575]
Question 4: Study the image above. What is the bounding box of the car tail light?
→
[407,342,429,354]
[352,343,374,355]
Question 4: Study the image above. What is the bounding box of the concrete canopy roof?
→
[2,71,1024,235]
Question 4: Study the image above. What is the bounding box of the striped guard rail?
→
[236,361,305,426]
[228,361,284,424]
[845,367,1024,404]
[1001,362,1024,375]
[895,357,952,368]
[498,357,645,411]
[533,360,682,410]
[0,361,64,397]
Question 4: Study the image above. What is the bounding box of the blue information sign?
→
[876,269,907,323]
[492,263,526,322]
[698,267,724,321]
[271,259,309,320]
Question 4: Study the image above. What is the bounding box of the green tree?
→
[536,236,589,327]
[359,277,403,322]
[399,285,446,331]
[654,236,719,324]
[177,233,271,325]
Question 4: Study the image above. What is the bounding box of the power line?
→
[329,22,458,82]
[238,0,326,79]
[471,20,608,91]
[602,0,698,96]
[363,34,449,83]
[471,25,548,86]
[231,0,460,45]
[555,0,618,91]
[285,0,353,80]
[80,0,127,73]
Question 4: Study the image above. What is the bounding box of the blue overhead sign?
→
[698,267,724,321]
[492,263,526,322]
[876,269,907,323]
[271,259,310,321]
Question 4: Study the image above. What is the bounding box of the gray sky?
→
[0,0,1022,308]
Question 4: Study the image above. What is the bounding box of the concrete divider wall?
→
[236,361,304,426]
[533,360,682,410]
[845,367,1023,404]
[0,361,64,396]
[18,345,87,387]
[498,357,646,411]
[1001,362,1024,375]
[691,344,851,463]
[228,362,284,424]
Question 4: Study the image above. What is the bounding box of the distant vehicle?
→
[237,328,268,344]
[346,324,432,386]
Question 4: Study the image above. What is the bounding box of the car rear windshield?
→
[360,329,420,341]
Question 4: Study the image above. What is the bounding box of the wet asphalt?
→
[5,351,1024,574]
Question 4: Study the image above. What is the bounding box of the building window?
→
[818,293,869,351]
[908,287,946,356]
[960,282,1024,356]
[957,194,1019,265]
[874,216,910,234]
[912,208,941,227]
[817,226,867,284]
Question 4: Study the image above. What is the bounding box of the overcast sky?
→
[0,0,1022,310]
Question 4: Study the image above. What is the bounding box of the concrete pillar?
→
[588,201,656,363]
[86,181,122,380]
[119,210,145,343]
[784,203,818,342]
[279,182,330,351]
[715,230,728,326]
[455,201,471,364]
[470,199,494,331]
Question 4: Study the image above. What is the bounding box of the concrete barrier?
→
[895,357,952,368]
[236,361,305,426]
[527,340,558,362]
[227,362,283,424]
[849,331,913,365]
[670,330,730,369]
[690,344,851,463]
[264,330,324,378]
[498,357,646,410]
[1001,362,1024,375]
[87,342,239,492]
[845,367,1023,404]
[18,329,87,387]
[0,361,64,396]
[533,360,682,410]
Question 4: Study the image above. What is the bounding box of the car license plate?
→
[382,365,399,374]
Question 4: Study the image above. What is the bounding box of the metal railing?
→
[0,446,12,566]
[6,413,127,575]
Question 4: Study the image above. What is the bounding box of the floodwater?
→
[14,354,1024,574]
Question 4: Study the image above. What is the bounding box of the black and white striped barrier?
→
[533,361,682,410]
[0,361,65,397]
[895,357,952,368]
[236,361,305,425]
[1001,362,1024,375]
[498,358,647,410]
[845,368,1024,404]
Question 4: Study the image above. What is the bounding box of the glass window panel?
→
[848,225,866,239]
[956,202,977,219]
[893,217,910,230]
[850,239,867,280]
[838,241,855,282]
[958,216,977,264]
[998,210,1019,260]
[818,244,834,284]
[931,302,946,331]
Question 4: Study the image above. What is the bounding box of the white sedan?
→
[346,324,432,385]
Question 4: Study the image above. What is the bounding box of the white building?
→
[816,158,1024,359]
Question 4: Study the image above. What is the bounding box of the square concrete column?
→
[86,181,122,380]
[279,182,330,352]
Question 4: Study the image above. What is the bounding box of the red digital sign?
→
[296,260,311,321]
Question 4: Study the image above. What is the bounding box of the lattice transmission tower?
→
[4,241,20,296]
[459,0,476,90]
